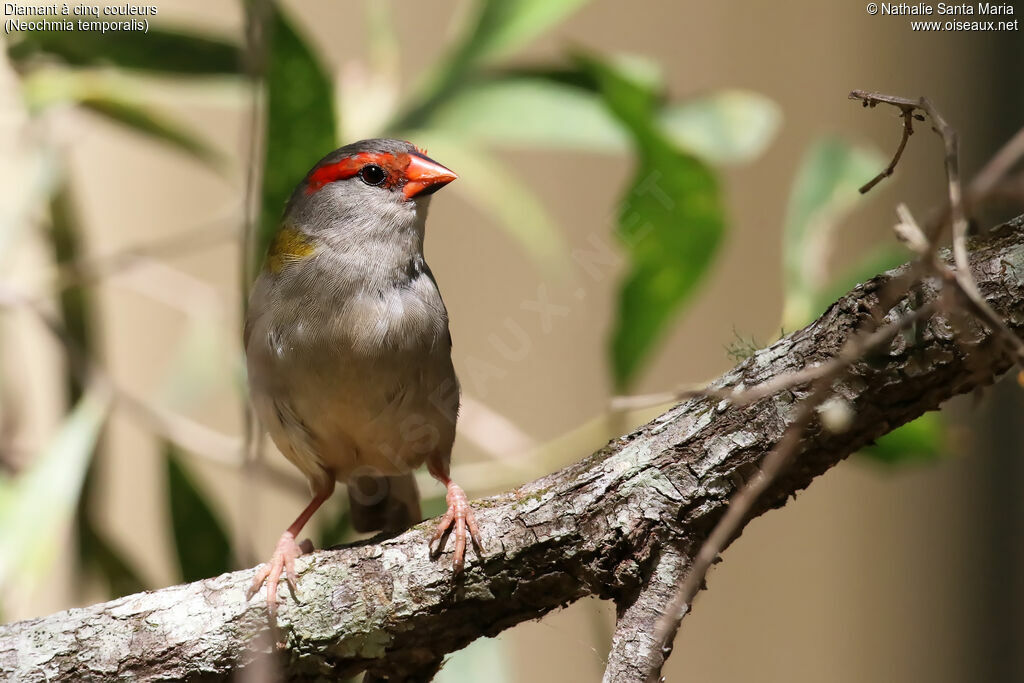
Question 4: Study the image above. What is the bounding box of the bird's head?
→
[283,138,458,239]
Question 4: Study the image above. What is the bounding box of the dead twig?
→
[649,298,938,667]
[648,92,1024,678]
[850,90,923,194]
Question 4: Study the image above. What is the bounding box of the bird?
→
[243,138,481,616]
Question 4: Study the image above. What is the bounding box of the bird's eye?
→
[359,164,387,186]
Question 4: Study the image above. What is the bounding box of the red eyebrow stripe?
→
[305,151,410,194]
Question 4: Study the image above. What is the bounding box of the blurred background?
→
[1,1,1023,681]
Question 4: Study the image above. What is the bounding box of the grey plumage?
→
[245,139,460,533]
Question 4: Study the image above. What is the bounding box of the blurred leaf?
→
[0,389,111,590]
[412,133,568,272]
[80,98,223,167]
[421,494,448,521]
[7,26,241,74]
[391,0,592,130]
[365,0,400,75]
[317,502,352,549]
[418,76,626,151]
[419,75,779,168]
[166,445,233,582]
[861,413,944,465]
[47,184,92,403]
[598,53,663,94]
[339,0,401,140]
[78,516,148,597]
[436,637,512,683]
[258,3,337,262]
[457,0,593,62]
[49,184,145,598]
[159,316,232,409]
[658,90,782,165]
[782,138,884,329]
[809,245,909,323]
[576,52,726,389]
[415,76,622,152]
[0,74,57,268]
[49,183,147,599]
[23,70,222,168]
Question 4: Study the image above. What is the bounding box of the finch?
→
[244,139,481,616]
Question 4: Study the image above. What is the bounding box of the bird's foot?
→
[247,531,306,619]
[430,482,483,573]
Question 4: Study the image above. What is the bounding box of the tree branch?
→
[2,215,1024,682]
[603,546,688,683]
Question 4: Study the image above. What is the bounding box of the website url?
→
[911,18,1019,29]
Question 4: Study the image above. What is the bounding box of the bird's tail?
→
[347,472,422,533]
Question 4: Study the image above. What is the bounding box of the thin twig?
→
[652,298,938,652]
[611,362,859,414]
[239,0,273,569]
[923,98,1024,364]
[843,93,1024,359]
[240,0,269,293]
[969,124,1024,202]
[852,93,918,194]
[850,91,1024,243]
[43,211,240,295]
[650,93,1024,663]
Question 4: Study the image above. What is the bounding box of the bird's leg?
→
[247,484,333,618]
[427,455,483,573]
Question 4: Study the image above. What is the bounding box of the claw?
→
[431,482,483,573]
[247,531,305,619]
[246,564,272,601]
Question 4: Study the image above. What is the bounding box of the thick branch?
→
[2,216,1024,682]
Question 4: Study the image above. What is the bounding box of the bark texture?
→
[2,217,1023,682]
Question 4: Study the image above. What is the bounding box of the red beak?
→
[403,153,458,199]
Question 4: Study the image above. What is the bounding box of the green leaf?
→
[417,76,627,151]
[47,183,93,403]
[165,445,233,582]
[418,74,779,167]
[391,0,592,130]
[23,70,222,168]
[861,413,944,465]
[576,52,726,389]
[782,138,884,329]
[80,98,223,167]
[257,3,337,264]
[415,76,774,165]
[0,389,111,590]
[658,90,782,165]
[458,0,593,62]
[409,133,569,272]
[7,26,241,74]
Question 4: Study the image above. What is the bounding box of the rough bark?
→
[602,547,688,682]
[2,216,1023,682]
